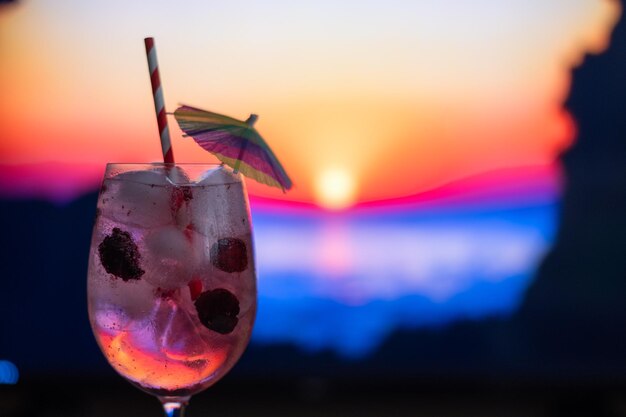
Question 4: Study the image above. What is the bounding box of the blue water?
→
[249,203,558,358]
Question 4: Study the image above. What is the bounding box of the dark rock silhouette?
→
[523,3,626,323]
[518,4,626,375]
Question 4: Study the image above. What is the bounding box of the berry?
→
[98,228,144,281]
[188,278,203,301]
[155,287,178,299]
[210,238,248,273]
[194,288,240,334]
[171,186,193,212]
[183,223,195,242]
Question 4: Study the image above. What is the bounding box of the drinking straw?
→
[144,37,174,163]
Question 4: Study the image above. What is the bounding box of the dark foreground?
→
[2,376,626,417]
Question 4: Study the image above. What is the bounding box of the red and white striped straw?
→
[144,37,174,163]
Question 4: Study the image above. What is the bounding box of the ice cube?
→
[189,167,251,238]
[140,225,200,289]
[171,185,194,229]
[232,263,257,316]
[98,169,173,228]
[158,166,197,230]
[155,299,213,359]
[165,165,191,185]
[89,272,156,330]
[196,166,238,185]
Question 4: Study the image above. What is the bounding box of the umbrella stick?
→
[233,114,257,174]
[233,140,248,174]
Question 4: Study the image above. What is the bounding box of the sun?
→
[314,169,357,210]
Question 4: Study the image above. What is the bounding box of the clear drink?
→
[87,163,256,400]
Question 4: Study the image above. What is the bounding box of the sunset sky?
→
[0,0,620,207]
[1,1,624,365]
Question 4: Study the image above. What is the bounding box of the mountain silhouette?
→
[517,4,626,372]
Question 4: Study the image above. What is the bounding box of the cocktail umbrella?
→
[173,105,292,192]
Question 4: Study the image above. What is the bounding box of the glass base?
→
[160,396,190,417]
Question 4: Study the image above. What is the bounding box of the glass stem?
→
[161,397,189,417]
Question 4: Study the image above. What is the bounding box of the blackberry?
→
[98,228,144,281]
[194,288,240,334]
[210,237,248,273]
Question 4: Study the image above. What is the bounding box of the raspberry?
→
[194,288,240,334]
[155,287,178,299]
[171,186,193,212]
[210,238,248,273]
[98,228,144,281]
[188,278,203,301]
[183,223,195,242]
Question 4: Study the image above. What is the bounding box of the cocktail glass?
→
[87,163,256,416]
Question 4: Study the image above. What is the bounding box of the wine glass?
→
[87,163,256,416]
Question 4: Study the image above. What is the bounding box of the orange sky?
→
[0,0,620,206]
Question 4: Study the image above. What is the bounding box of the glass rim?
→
[105,162,224,167]
[102,162,242,185]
